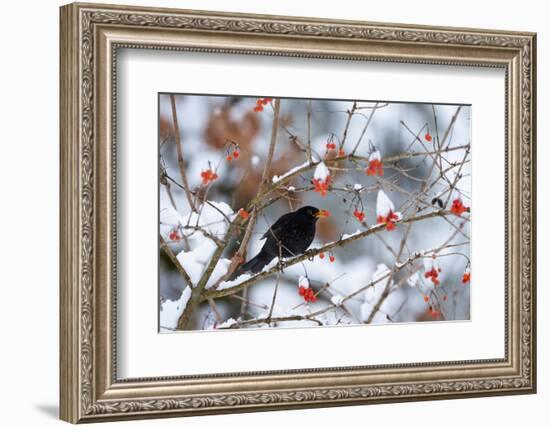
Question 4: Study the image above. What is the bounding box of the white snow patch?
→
[369,149,381,162]
[341,230,362,240]
[217,273,252,290]
[298,275,310,289]
[353,183,363,191]
[272,161,311,183]
[160,287,192,330]
[171,200,235,286]
[206,258,231,288]
[251,155,261,166]
[191,201,234,236]
[217,318,237,329]
[313,162,330,181]
[176,239,218,285]
[376,190,395,217]
[331,294,344,306]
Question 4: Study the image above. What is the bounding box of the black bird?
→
[237,206,327,275]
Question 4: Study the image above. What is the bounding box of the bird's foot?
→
[277,259,287,272]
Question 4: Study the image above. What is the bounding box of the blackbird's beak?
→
[314,210,330,218]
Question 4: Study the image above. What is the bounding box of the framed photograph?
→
[60,2,537,423]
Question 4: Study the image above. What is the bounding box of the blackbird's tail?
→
[234,251,274,278]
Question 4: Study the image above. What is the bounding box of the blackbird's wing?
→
[260,211,294,241]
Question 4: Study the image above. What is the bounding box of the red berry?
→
[227,155,233,161]
[425,132,432,142]
[353,210,365,222]
[233,150,239,159]
[329,255,335,263]
[238,208,249,220]
[319,252,325,259]
[338,149,345,157]
[423,295,429,303]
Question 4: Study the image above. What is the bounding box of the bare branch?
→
[169,94,197,212]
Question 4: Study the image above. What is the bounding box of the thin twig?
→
[351,102,379,154]
[169,94,197,212]
[306,99,313,163]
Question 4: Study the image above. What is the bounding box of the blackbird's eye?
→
[307,209,312,215]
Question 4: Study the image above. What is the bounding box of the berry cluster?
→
[377,211,399,231]
[450,197,470,216]
[298,286,317,303]
[366,158,384,176]
[353,209,365,222]
[200,168,218,185]
[312,176,331,197]
[168,227,181,241]
[366,150,384,176]
[424,266,442,286]
[238,208,249,220]
[253,97,273,112]
[226,147,240,161]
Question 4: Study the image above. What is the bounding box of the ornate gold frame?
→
[60,2,537,423]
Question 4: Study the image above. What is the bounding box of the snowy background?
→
[158,94,471,331]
